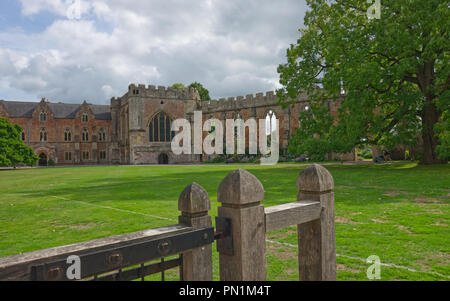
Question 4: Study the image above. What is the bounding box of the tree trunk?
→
[420,99,445,165]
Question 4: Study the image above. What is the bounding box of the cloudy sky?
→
[0,0,307,104]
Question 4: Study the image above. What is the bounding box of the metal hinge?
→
[214,217,233,256]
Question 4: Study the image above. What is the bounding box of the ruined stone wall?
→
[198,91,356,161]
[200,91,310,153]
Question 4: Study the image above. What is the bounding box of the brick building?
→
[0,84,355,165]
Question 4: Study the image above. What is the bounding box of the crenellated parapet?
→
[127,84,200,101]
[201,91,310,113]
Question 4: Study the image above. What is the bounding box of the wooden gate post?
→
[297,164,336,281]
[178,183,213,281]
[217,169,266,281]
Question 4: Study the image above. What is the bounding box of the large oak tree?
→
[277,0,449,164]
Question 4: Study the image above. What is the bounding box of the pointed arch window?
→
[265,110,277,136]
[82,113,89,123]
[82,128,89,142]
[234,112,242,136]
[98,128,106,142]
[149,112,174,142]
[64,128,72,142]
[40,128,47,142]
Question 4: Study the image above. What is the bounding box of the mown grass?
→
[0,163,448,281]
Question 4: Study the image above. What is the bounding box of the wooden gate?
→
[0,164,336,281]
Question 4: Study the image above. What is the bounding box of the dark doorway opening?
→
[158,153,169,165]
[38,153,48,166]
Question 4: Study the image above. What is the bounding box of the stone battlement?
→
[202,91,309,112]
[119,84,201,101]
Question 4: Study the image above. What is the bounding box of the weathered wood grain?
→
[178,182,213,281]
[264,201,321,232]
[297,165,336,281]
[0,225,191,281]
[217,169,266,281]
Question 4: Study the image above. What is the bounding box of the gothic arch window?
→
[82,128,89,142]
[207,115,216,135]
[265,110,277,136]
[149,112,174,143]
[40,128,47,142]
[40,112,47,122]
[82,113,89,123]
[98,128,106,142]
[233,112,242,136]
[64,128,72,142]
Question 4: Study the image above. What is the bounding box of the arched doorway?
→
[38,153,48,166]
[158,153,169,165]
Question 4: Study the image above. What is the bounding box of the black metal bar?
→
[93,258,181,281]
[161,258,165,281]
[215,217,233,255]
[32,227,214,281]
[179,254,183,281]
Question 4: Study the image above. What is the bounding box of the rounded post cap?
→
[218,169,264,205]
[178,182,211,213]
[297,164,334,192]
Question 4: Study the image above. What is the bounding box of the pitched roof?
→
[1,101,111,120]
[2,101,38,118]
[89,105,112,120]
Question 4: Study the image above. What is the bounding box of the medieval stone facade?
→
[0,83,355,165]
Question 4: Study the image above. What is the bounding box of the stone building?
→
[0,84,355,165]
[0,98,112,166]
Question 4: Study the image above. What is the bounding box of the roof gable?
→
[32,98,54,119]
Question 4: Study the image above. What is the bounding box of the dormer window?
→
[82,113,89,123]
[40,112,47,122]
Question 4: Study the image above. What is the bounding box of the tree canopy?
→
[0,118,38,167]
[189,82,211,102]
[277,0,449,164]
[171,83,186,89]
[172,82,212,102]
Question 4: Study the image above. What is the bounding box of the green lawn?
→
[0,163,448,281]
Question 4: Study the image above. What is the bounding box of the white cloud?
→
[1,0,307,103]
[19,0,91,18]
